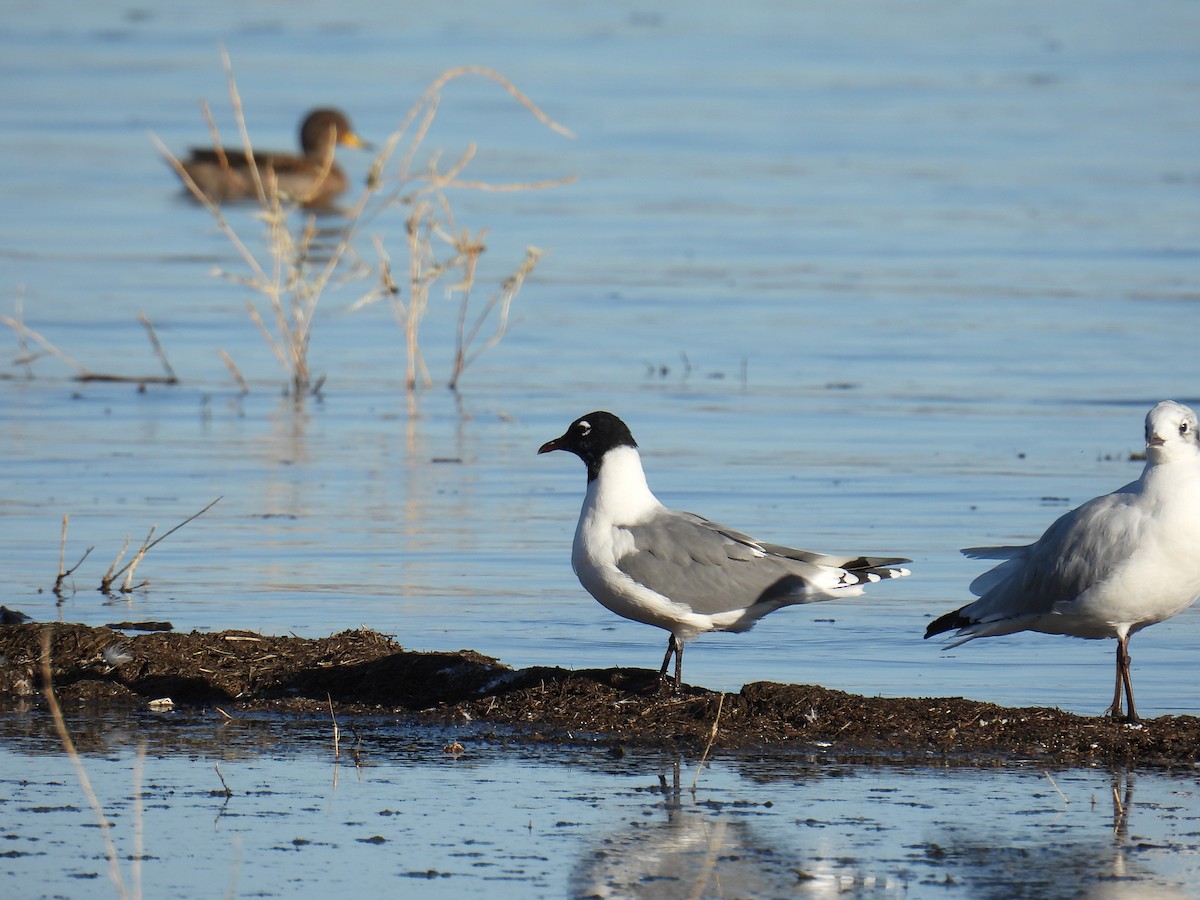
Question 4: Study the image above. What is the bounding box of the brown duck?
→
[179,108,369,208]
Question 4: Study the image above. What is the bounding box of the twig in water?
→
[100,497,222,594]
[692,693,725,791]
[0,313,90,377]
[328,693,341,760]
[448,244,543,391]
[132,741,146,893]
[1044,770,1069,804]
[100,536,132,595]
[40,628,132,899]
[137,312,178,383]
[119,525,156,593]
[54,514,93,599]
[214,763,234,797]
[11,287,34,378]
[218,350,249,394]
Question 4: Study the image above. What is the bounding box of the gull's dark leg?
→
[674,640,683,692]
[1119,635,1139,723]
[1106,638,1125,718]
[659,635,677,682]
[1105,634,1139,722]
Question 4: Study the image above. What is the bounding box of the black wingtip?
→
[924,608,971,640]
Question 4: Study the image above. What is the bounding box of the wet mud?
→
[2,622,1198,765]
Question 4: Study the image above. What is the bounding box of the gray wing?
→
[614,509,854,616]
[758,542,910,576]
[961,486,1148,621]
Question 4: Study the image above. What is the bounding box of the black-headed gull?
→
[926,400,1200,721]
[538,411,911,691]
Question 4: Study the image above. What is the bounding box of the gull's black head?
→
[538,411,638,481]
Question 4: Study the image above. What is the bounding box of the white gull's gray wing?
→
[613,509,858,618]
[959,484,1149,624]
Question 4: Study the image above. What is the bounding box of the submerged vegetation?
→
[157,51,575,397]
[5,50,574,399]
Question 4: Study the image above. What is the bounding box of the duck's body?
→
[179,108,368,208]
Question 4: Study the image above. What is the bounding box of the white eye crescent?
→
[578,420,591,435]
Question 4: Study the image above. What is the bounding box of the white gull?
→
[926,400,1200,721]
[539,411,910,691]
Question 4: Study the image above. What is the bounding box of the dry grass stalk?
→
[2,310,178,385]
[54,514,94,599]
[131,742,146,894]
[152,49,374,396]
[692,692,726,791]
[0,312,89,376]
[449,244,543,390]
[100,536,132,594]
[120,526,156,593]
[348,66,572,391]
[214,763,234,797]
[218,349,249,394]
[1044,769,1069,804]
[11,287,34,378]
[137,311,177,383]
[153,53,573,396]
[39,628,135,899]
[99,497,222,594]
[328,693,341,760]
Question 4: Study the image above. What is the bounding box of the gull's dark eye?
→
[1181,421,1190,435]
[577,420,592,436]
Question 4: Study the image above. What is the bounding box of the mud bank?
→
[2,623,1198,765]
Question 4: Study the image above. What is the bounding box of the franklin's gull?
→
[926,400,1200,721]
[538,411,911,691]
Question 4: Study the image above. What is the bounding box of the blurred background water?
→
[3,1,1199,716]
[5,2,1200,896]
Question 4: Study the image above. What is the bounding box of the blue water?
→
[4,0,1200,715]
[2,712,1200,898]
[4,1,1200,895]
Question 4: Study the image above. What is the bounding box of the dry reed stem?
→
[100,497,222,593]
[692,693,725,791]
[214,763,233,797]
[58,515,67,579]
[149,134,271,286]
[101,536,131,593]
[155,92,372,396]
[199,99,230,171]
[218,349,250,394]
[328,693,340,760]
[386,65,574,183]
[54,514,94,598]
[120,526,156,592]
[217,46,267,206]
[11,288,34,378]
[132,742,146,897]
[137,312,177,382]
[39,628,133,899]
[156,54,571,396]
[1044,769,1069,804]
[450,245,543,389]
[0,313,89,375]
